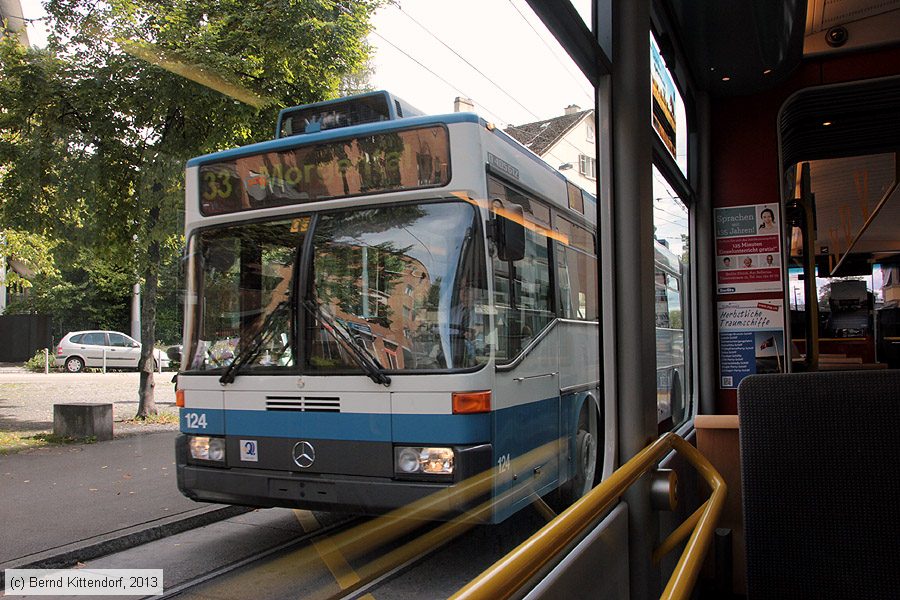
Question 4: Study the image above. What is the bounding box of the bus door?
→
[489,189,560,522]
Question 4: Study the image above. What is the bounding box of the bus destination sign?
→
[198,125,450,216]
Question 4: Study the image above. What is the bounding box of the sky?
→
[366,0,593,126]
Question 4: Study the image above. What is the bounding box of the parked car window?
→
[81,332,106,346]
[108,333,129,347]
[69,334,84,344]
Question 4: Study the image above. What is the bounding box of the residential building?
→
[503,105,597,192]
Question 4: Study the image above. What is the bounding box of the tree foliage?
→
[0,0,381,416]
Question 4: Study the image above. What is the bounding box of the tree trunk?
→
[136,210,161,418]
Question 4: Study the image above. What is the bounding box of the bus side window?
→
[556,243,574,318]
[555,217,598,321]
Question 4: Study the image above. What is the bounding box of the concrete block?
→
[53,403,113,441]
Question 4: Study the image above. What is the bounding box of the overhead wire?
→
[505,0,594,104]
[654,203,689,223]
[368,30,511,125]
[392,3,544,123]
[385,2,597,162]
[370,2,602,188]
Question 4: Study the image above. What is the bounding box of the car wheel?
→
[65,356,85,373]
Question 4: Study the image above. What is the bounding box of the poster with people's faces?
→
[714,203,783,294]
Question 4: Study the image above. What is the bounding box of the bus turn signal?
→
[452,391,491,414]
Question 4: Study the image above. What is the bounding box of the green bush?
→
[24,349,56,372]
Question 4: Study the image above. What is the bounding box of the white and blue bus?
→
[175,90,602,523]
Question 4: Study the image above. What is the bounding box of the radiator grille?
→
[265,396,341,412]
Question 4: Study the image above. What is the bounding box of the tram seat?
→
[737,370,900,599]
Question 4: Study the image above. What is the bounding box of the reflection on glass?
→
[199,126,450,215]
[488,178,556,361]
[187,219,305,371]
[307,201,488,372]
[186,202,489,374]
[650,34,688,175]
[653,167,689,431]
[787,155,898,368]
[556,216,598,320]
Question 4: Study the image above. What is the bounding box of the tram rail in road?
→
[147,504,548,600]
[152,512,364,600]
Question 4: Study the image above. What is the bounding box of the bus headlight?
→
[189,436,226,462]
[394,446,454,475]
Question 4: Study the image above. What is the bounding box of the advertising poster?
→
[715,203,783,294]
[718,300,785,389]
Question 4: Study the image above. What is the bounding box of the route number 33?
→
[203,171,233,200]
[184,412,208,430]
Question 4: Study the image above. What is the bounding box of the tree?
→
[0,0,381,416]
[0,230,59,294]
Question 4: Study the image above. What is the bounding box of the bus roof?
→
[186,112,480,168]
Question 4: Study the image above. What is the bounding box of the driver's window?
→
[488,177,554,362]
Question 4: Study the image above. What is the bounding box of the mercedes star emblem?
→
[292,441,316,468]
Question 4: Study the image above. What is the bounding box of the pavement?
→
[0,431,248,582]
[0,367,246,584]
[0,366,178,435]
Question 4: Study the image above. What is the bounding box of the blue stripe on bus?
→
[223,410,392,441]
[182,408,492,444]
[186,113,482,168]
[392,413,491,444]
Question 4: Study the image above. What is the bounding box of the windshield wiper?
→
[302,300,391,386]
[219,299,291,385]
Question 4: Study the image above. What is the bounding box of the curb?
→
[0,505,252,587]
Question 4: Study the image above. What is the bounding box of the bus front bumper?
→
[175,435,493,519]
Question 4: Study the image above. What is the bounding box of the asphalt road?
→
[0,369,178,434]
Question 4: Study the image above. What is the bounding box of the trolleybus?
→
[175,90,602,523]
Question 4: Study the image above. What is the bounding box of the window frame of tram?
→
[650,29,694,434]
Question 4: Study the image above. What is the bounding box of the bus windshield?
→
[184,200,489,375]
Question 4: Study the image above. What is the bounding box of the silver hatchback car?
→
[56,330,171,373]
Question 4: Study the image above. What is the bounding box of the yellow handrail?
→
[451,432,727,600]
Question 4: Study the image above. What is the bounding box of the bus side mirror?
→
[494,200,525,262]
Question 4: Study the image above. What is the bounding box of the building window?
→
[586,121,595,143]
[578,154,596,180]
